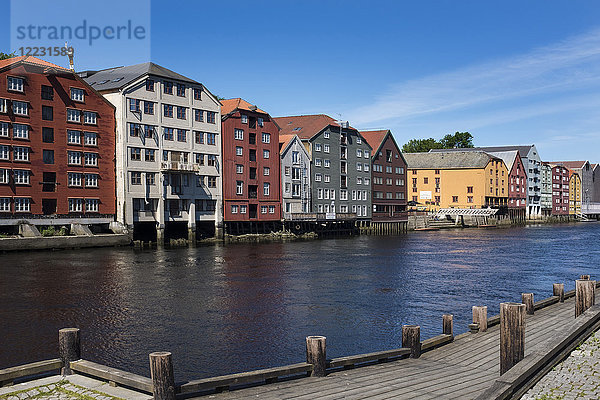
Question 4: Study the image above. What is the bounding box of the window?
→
[206,111,216,124]
[85,173,98,187]
[12,124,28,140]
[263,167,270,176]
[356,137,362,144]
[84,153,98,166]
[315,173,322,182]
[163,104,174,117]
[146,79,155,91]
[323,144,330,153]
[68,172,82,186]
[264,182,270,195]
[357,163,362,171]
[163,127,174,141]
[8,76,24,92]
[236,181,243,195]
[364,163,369,172]
[164,81,173,94]
[0,122,7,137]
[324,175,331,183]
[41,85,53,100]
[68,130,81,144]
[235,129,244,140]
[195,153,205,165]
[193,109,204,122]
[43,150,54,164]
[129,123,141,137]
[467,186,473,193]
[177,129,187,142]
[424,177,428,184]
[145,149,155,162]
[292,167,301,180]
[177,106,187,119]
[83,111,97,124]
[207,176,216,187]
[14,198,30,212]
[269,205,275,214]
[195,131,204,144]
[84,132,97,146]
[452,196,458,203]
[357,177,363,185]
[196,175,205,186]
[207,154,217,166]
[69,198,83,213]
[315,158,322,167]
[241,115,248,124]
[40,105,53,121]
[86,199,99,212]
[193,88,202,100]
[13,101,28,116]
[13,147,29,161]
[263,149,270,159]
[261,206,268,214]
[262,132,270,143]
[143,101,154,115]
[176,84,185,97]
[257,117,264,127]
[13,170,30,184]
[0,145,9,160]
[0,169,9,184]
[71,88,85,102]
[315,143,322,152]
[130,148,141,161]
[324,132,330,139]
[0,198,9,211]
[131,171,142,185]
[236,146,243,156]
[236,164,244,174]
[206,133,216,145]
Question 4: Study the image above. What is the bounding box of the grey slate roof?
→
[404,151,495,169]
[80,62,199,91]
[486,150,519,172]
[430,145,533,159]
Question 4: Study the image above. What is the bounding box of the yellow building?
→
[569,172,581,215]
[404,151,509,212]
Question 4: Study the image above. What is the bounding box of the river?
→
[1,223,599,381]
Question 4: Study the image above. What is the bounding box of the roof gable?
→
[221,98,267,116]
[405,151,496,169]
[0,55,68,71]
[274,114,341,140]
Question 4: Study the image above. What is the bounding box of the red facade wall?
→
[371,134,407,221]
[0,63,116,217]
[552,165,570,215]
[508,153,527,209]
[221,110,281,221]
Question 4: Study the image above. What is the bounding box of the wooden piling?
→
[576,279,595,317]
[472,306,488,332]
[580,274,590,280]
[553,283,565,302]
[522,293,534,315]
[500,302,525,375]
[59,328,81,375]
[402,325,421,358]
[443,314,453,337]
[149,352,175,400]
[306,336,327,377]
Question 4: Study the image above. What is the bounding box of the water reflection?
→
[0,223,599,381]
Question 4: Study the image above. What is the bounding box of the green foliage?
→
[0,52,16,60]
[402,131,474,153]
[40,226,69,237]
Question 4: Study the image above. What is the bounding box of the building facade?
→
[275,115,372,219]
[0,56,116,231]
[82,62,222,242]
[554,161,594,211]
[404,151,509,211]
[279,134,311,215]
[221,99,281,231]
[541,163,552,216]
[487,150,526,220]
[360,130,407,221]
[593,164,600,203]
[569,172,582,216]
[548,163,570,216]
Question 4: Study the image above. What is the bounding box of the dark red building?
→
[549,163,570,215]
[221,98,281,232]
[360,130,407,221]
[492,150,527,221]
[0,56,115,227]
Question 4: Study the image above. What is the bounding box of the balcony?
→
[161,161,197,172]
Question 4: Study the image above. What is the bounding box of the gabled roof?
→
[550,161,589,170]
[221,98,267,116]
[431,145,535,159]
[81,62,199,91]
[278,134,296,153]
[359,130,389,156]
[0,55,68,71]
[486,150,519,172]
[404,151,497,169]
[274,114,342,140]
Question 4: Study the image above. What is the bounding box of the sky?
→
[2,0,600,162]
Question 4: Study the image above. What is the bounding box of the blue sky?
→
[2,1,600,161]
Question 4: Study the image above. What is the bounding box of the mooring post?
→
[522,293,534,315]
[472,306,488,332]
[576,279,595,317]
[306,336,327,377]
[500,302,525,375]
[580,274,590,280]
[443,314,453,338]
[149,352,175,400]
[402,325,421,358]
[59,328,81,375]
[553,283,565,303]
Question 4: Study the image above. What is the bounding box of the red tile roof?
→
[221,98,267,116]
[0,55,68,71]
[550,161,588,170]
[360,130,389,156]
[278,134,297,152]
[274,114,342,140]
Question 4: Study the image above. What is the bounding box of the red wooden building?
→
[487,150,527,221]
[0,56,116,229]
[360,130,408,221]
[549,163,570,215]
[221,98,281,233]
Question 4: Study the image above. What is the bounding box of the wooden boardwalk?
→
[204,293,591,400]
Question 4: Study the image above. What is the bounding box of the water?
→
[1,223,599,381]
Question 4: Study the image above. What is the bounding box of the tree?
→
[0,52,16,60]
[402,131,474,152]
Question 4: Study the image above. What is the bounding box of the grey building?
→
[540,163,552,216]
[593,164,600,203]
[553,161,594,207]
[279,134,311,215]
[274,115,372,219]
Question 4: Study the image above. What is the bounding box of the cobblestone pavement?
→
[522,330,600,400]
[0,380,121,400]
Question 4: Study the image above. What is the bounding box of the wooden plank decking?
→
[202,293,591,400]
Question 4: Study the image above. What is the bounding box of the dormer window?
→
[241,114,248,124]
[70,88,85,102]
[8,76,24,92]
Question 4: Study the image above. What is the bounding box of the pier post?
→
[402,325,421,358]
[522,293,534,315]
[149,352,175,400]
[306,336,327,377]
[553,283,565,303]
[443,314,453,338]
[576,279,595,317]
[500,302,525,375]
[59,328,81,375]
[472,306,488,332]
[580,275,590,280]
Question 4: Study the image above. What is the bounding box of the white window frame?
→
[231,205,239,214]
[241,114,248,124]
[0,145,9,160]
[262,132,270,143]
[8,76,24,92]
[263,182,270,196]
[68,151,82,165]
[315,173,322,182]
[234,129,244,140]
[263,149,270,159]
[236,164,244,174]
[70,88,85,102]
[14,197,30,212]
[315,158,322,167]
[86,199,99,212]
[85,173,98,187]
[83,111,97,125]
[236,146,243,156]
[69,198,83,212]
[0,197,10,212]
[324,159,330,168]
[84,153,98,166]
[0,168,9,184]
[68,172,83,187]
[84,132,97,146]
[0,98,6,113]
[67,109,81,122]
[12,101,28,116]
[13,124,28,139]
[68,130,82,144]
[236,181,244,195]
[323,144,330,153]
[0,122,9,137]
[13,169,30,184]
[13,146,29,161]
[263,167,270,176]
